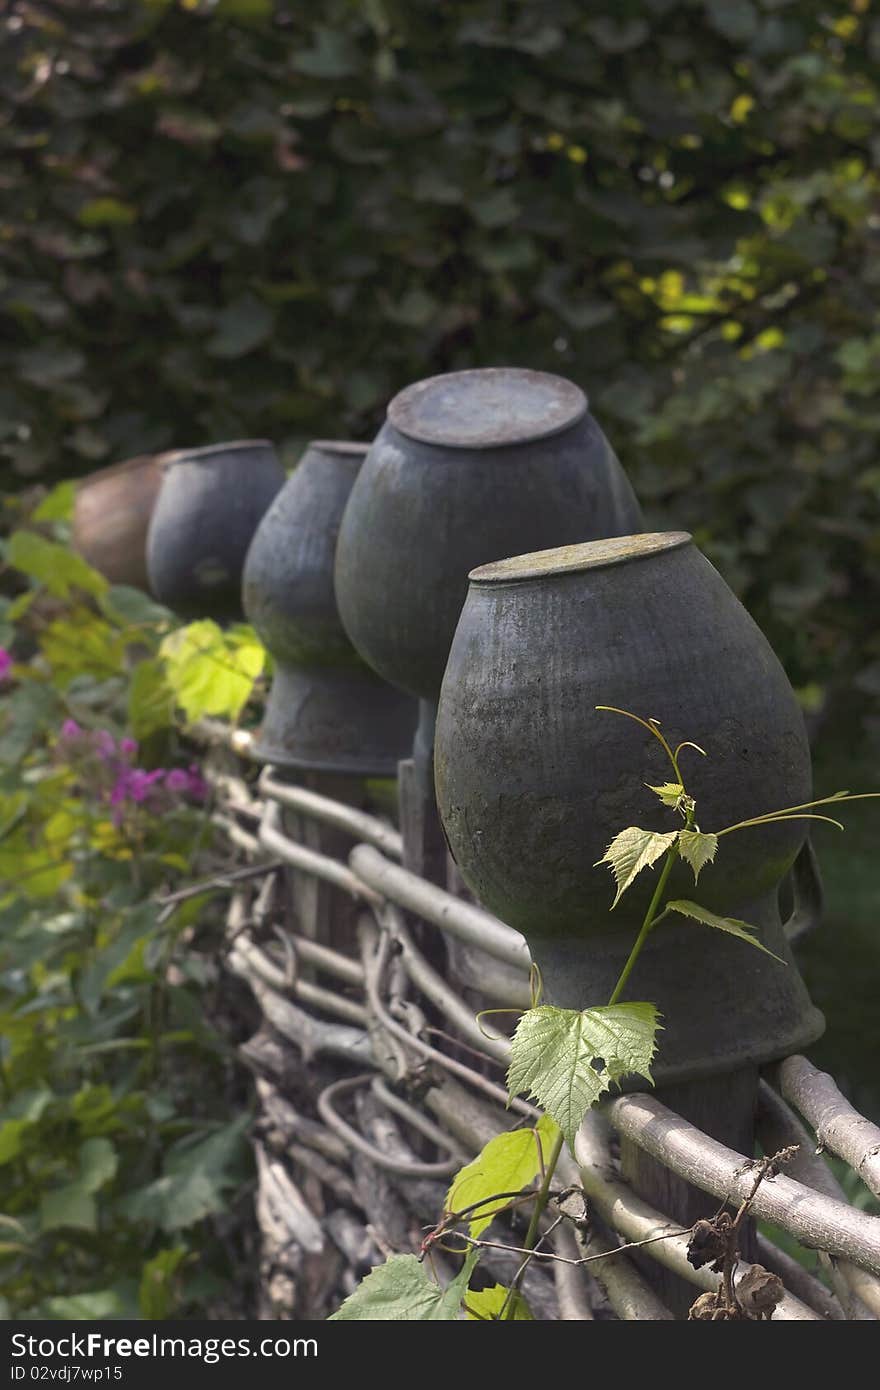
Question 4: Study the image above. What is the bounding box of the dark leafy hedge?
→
[2,0,879,715]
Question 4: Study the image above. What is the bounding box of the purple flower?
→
[186,764,209,801]
[165,768,190,793]
[125,768,166,803]
[0,649,11,681]
[119,737,138,759]
[60,718,82,739]
[95,730,117,761]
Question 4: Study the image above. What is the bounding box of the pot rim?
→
[307,439,370,457]
[75,454,158,489]
[469,532,692,585]
[156,440,275,469]
[387,367,588,451]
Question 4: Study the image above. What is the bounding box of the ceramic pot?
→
[435,532,824,1084]
[146,440,284,621]
[72,454,162,592]
[334,368,643,708]
[242,441,418,775]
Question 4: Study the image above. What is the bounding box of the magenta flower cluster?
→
[0,648,11,681]
[59,721,208,826]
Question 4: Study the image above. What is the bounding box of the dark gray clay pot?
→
[334,368,643,706]
[241,441,418,775]
[435,532,824,1084]
[146,440,284,622]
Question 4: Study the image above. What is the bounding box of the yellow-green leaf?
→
[465,1284,533,1320]
[677,830,718,883]
[646,781,684,808]
[446,1114,559,1238]
[665,900,785,963]
[595,826,679,907]
[160,621,264,722]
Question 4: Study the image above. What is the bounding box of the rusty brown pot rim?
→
[387,367,588,451]
[74,454,157,490]
[469,532,693,586]
[307,440,370,457]
[156,440,275,470]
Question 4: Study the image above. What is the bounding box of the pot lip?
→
[469,532,693,585]
[306,439,370,457]
[156,440,276,469]
[387,367,588,450]
[75,454,158,489]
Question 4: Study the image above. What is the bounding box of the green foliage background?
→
[2,0,879,715]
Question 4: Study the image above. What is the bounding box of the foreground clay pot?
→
[72,454,162,592]
[435,532,824,1084]
[146,441,284,622]
[334,368,643,707]
[242,441,418,775]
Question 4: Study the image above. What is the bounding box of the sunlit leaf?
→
[677,830,719,883]
[665,900,785,962]
[465,1284,533,1320]
[446,1115,559,1238]
[595,826,679,906]
[507,1003,661,1151]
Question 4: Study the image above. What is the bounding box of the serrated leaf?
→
[465,1284,533,1320]
[646,781,684,808]
[446,1115,559,1238]
[665,900,785,963]
[595,826,679,906]
[507,1003,661,1152]
[329,1251,478,1320]
[677,830,719,883]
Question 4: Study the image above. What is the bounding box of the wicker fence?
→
[186,722,880,1322]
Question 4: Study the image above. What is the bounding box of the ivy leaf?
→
[595,827,679,906]
[646,781,685,808]
[507,1004,661,1152]
[465,1284,534,1320]
[446,1115,559,1238]
[329,1251,478,1320]
[40,1137,117,1233]
[677,830,719,883]
[160,621,264,722]
[665,900,785,963]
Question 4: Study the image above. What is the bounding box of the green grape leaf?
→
[646,781,685,808]
[329,1250,478,1320]
[446,1114,559,1238]
[507,1003,661,1152]
[6,531,107,598]
[33,481,75,522]
[465,1284,534,1320]
[665,900,785,963]
[595,826,679,906]
[677,830,719,883]
[160,620,264,722]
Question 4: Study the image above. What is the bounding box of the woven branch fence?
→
[185,722,880,1322]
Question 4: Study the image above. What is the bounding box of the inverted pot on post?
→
[146,440,284,623]
[333,367,644,879]
[434,532,824,1087]
[241,440,418,778]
